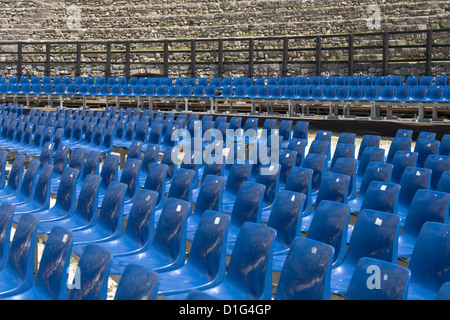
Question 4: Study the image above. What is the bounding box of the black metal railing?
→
[1,28,449,79]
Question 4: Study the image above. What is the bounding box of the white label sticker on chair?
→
[291,195,296,202]
[416,171,421,176]
[384,274,389,281]
[380,185,387,191]
[311,247,317,254]
[285,153,290,158]
[62,234,68,243]
[269,165,274,171]
[214,217,221,225]
[375,218,383,226]
[176,205,182,212]
[406,153,410,157]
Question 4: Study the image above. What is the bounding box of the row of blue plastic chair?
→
[3,82,450,105]
[2,75,449,88]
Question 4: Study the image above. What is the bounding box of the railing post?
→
[348,34,354,76]
[105,42,111,78]
[382,32,389,76]
[163,40,169,77]
[45,42,51,77]
[281,37,289,77]
[125,41,131,78]
[425,29,433,76]
[248,38,254,79]
[190,39,196,78]
[315,36,322,76]
[217,39,224,78]
[75,42,81,77]
[17,42,22,79]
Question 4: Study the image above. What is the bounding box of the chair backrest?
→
[141,144,159,174]
[275,237,334,300]
[226,222,276,300]
[254,163,281,207]
[193,175,225,217]
[152,198,190,266]
[186,210,230,281]
[408,222,450,298]
[439,134,450,156]
[6,213,39,289]
[68,244,112,300]
[360,181,400,214]
[402,189,450,239]
[424,154,450,190]
[267,190,305,253]
[114,264,159,300]
[345,257,410,300]
[80,150,101,180]
[119,158,142,201]
[74,174,102,225]
[166,168,195,203]
[143,163,168,208]
[386,138,412,164]
[301,153,327,192]
[230,181,266,226]
[123,189,158,249]
[278,149,297,185]
[224,163,252,197]
[97,181,127,237]
[54,167,79,212]
[0,203,15,271]
[100,154,120,190]
[358,162,393,196]
[346,209,400,265]
[398,167,431,209]
[307,200,351,267]
[315,172,350,206]
[356,147,385,179]
[34,227,74,300]
[18,159,40,199]
[52,144,70,176]
[284,167,313,216]
[390,151,418,184]
[330,143,355,169]
[357,135,381,160]
[330,157,357,200]
[414,138,440,167]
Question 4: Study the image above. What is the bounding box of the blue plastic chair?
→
[274,237,334,300]
[330,209,400,295]
[75,151,101,198]
[225,181,266,255]
[345,257,410,300]
[109,197,190,275]
[314,130,332,160]
[357,134,381,161]
[355,147,385,190]
[397,167,432,223]
[70,181,127,247]
[330,157,358,201]
[38,174,102,234]
[385,137,412,163]
[266,190,305,272]
[414,138,440,167]
[156,211,230,296]
[222,163,252,214]
[0,203,15,272]
[97,153,120,207]
[398,189,450,259]
[329,143,355,169]
[302,172,350,231]
[142,163,168,210]
[302,153,327,193]
[76,189,158,258]
[278,119,293,149]
[306,201,351,268]
[186,175,225,242]
[0,214,39,298]
[278,149,297,188]
[284,167,313,217]
[2,226,74,300]
[165,222,276,300]
[407,222,450,300]
[68,244,112,300]
[256,163,281,222]
[390,151,418,184]
[424,154,450,190]
[114,264,159,300]
[349,162,393,213]
[359,181,400,215]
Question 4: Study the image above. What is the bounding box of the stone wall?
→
[0,0,448,78]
